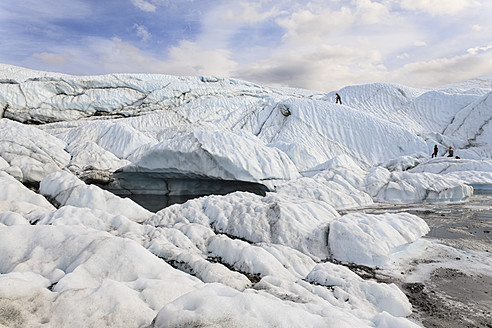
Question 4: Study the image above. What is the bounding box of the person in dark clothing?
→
[447,146,454,157]
[432,145,438,157]
[335,93,342,104]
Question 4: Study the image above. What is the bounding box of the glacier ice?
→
[1,63,492,327]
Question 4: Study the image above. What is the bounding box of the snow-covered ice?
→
[0,119,70,184]
[328,212,430,266]
[39,171,153,222]
[1,63,491,327]
[118,129,301,191]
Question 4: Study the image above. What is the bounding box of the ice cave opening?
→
[102,172,269,211]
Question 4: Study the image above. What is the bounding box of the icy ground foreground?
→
[0,63,491,327]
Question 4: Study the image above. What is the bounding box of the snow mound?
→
[407,157,492,194]
[0,119,70,183]
[303,154,473,204]
[58,120,155,159]
[378,154,427,171]
[444,91,492,146]
[276,174,373,210]
[150,281,421,328]
[0,225,202,327]
[0,171,55,213]
[417,158,492,175]
[329,212,430,266]
[148,191,338,260]
[119,129,300,190]
[306,262,412,317]
[365,166,473,203]
[150,283,371,328]
[283,155,374,209]
[40,171,152,222]
[408,90,479,134]
[323,82,424,131]
[66,140,130,172]
[32,204,253,290]
[254,97,428,168]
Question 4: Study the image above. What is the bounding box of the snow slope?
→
[1,63,492,327]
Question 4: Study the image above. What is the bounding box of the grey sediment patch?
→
[342,194,492,245]
[342,194,492,328]
[404,268,492,328]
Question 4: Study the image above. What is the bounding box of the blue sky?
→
[1,0,491,91]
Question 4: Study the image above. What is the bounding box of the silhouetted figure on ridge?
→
[335,93,342,104]
[447,146,454,157]
[432,145,438,158]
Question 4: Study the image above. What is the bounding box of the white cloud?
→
[131,0,156,12]
[194,1,284,52]
[134,24,151,42]
[397,53,410,59]
[391,47,492,87]
[398,0,478,15]
[130,0,195,13]
[274,1,398,47]
[32,52,71,66]
[467,44,492,55]
[29,37,237,78]
[233,44,387,91]
[472,24,482,31]
[277,7,355,44]
[30,34,492,92]
[165,40,237,77]
[13,0,492,93]
[353,0,392,24]
[221,2,280,24]
[413,41,427,47]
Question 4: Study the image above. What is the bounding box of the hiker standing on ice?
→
[432,145,438,158]
[335,93,342,104]
[447,146,454,157]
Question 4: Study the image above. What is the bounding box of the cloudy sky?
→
[1,0,491,91]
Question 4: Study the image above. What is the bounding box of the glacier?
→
[0,63,491,327]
